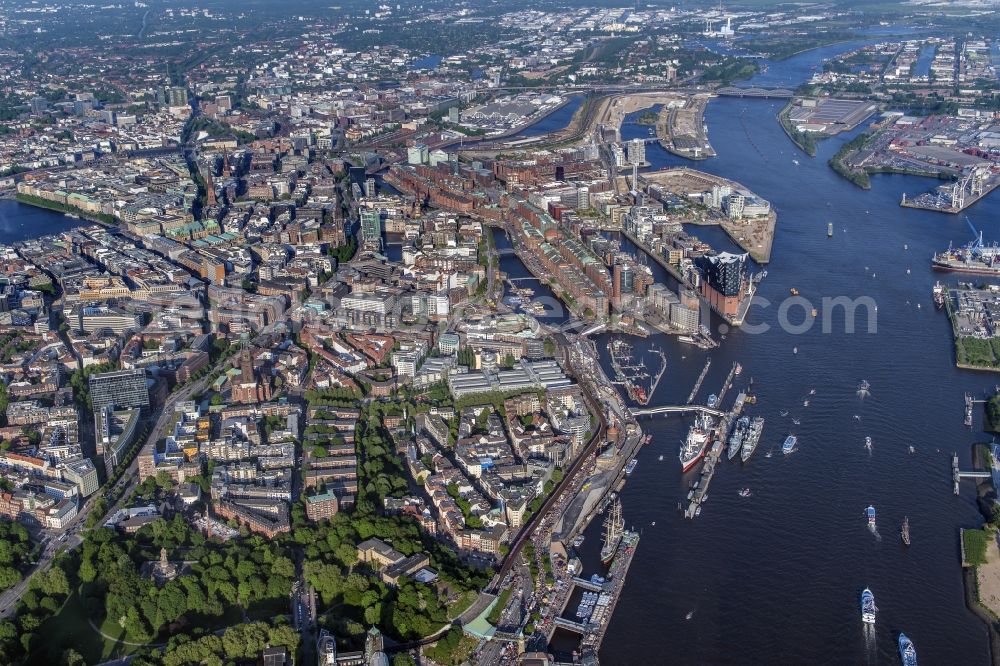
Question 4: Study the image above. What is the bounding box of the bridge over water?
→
[631,404,726,417]
[716,86,795,99]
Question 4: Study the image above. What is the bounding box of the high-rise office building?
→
[628,138,646,166]
[30,97,48,116]
[89,369,150,411]
[166,86,189,108]
[360,209,382,250]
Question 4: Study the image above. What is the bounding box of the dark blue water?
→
[0,199,86,244]
[915,43,936,78]
[579,49,993,666]
[410,54,442,70]
[511,95,585,138]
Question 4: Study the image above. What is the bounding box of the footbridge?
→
[554,617,588,634]
[571,576,604,592]
[631,404,725,417]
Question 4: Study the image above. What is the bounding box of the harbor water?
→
[494,42,994,664]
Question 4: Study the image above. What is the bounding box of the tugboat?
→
[898,633,918,666]
[860,588,877,624]
[901,516,911,545]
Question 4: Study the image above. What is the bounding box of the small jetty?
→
[686,357,712,405]
[952,451,991,495]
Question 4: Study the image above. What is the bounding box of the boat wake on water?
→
[863,622,877,661]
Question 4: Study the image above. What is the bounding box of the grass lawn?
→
[447,590,477,619]
[27,587,145,666]
[965,528,993,567]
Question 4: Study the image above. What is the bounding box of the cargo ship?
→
[679,413,713,472]
[932,281,945,309]
[600,495,625,565]
[933,222,1000,276]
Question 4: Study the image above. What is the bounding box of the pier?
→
[577,532,640,653]
[683,364,744,519]
[687,357,712,404]
[716,361,739,405]
[953,452,991,495]
[965,392,983,427]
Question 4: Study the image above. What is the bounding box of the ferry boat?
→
[782,435,797,454]
[898,633,918,666]
[861,588,877,624]
[707,394,718,409]
[740,417,764,462]
[680,413,712,472]
[728,416,749,460]
[600,495,625,564]
[901,516,911,545]
[625,458,638,475]
[867,505,876,528]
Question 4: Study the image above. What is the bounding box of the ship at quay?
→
[931,219,1000,276]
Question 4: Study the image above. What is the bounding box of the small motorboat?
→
[738,488,751,497]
